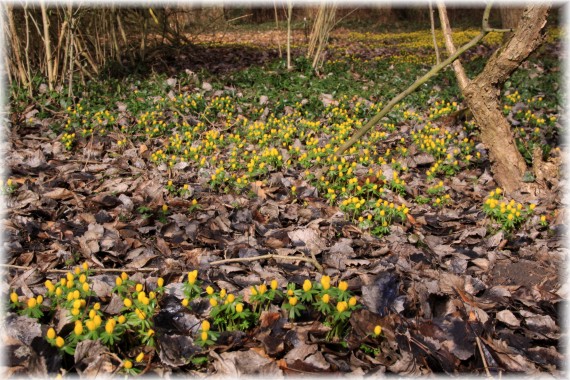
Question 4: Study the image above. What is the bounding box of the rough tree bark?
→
[437,2,551,194]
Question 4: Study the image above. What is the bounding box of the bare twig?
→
[476,336,493,378]
[0,264,159,274]
[210,253,323,273]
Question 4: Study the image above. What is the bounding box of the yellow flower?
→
[188,270,198,285]
[27,298,37,308]
[124,298,132,308]
[94,302,101,311]
[55,336,65,348]
[136,352,145,362]
[303,279,312,292]
[540,215,546,223]
[162,204,168,212]
[374,325,382,335]
[157,278,164,287]
[529,204,536,211]
[349,297,357,307]
[47,327,56,340]
[86,320,96,331]
[74,321,83,335]
[124,360,133,369]
[93,315,102,327]
[336,301,348,313]
[181,298,189,307]
[210,298,218,307]
[322,294,330,304]
[257,284,267,295]
[270,279,278,290]
[220,288,227,298]
[236,303,243,313]
[73,299,81,309]
[206,286,214,295]
[135,283,143,292]
[227,294,235,303]
[338,281,348,292]
[320,275,331,290]
[121,272,128,281]
[115,277,123,286]
[289,297,298,306]
[10,292,18,303]
[45,280,55,292]
[118,315,126,324]
[82,282,90,292]
[201,331,208,341]
[105,319,116,334]
[202,320,210,332]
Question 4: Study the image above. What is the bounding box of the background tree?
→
[437,2,552,194]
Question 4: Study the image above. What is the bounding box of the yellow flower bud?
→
[10,292,18,303]
[136,352,145,363]
[27,298,37,308]
[82,262,89,271]
[121,272,128,281]
[181,298,189,307]
[105,319,116,334]
[206,286,214,295]
[303,280,312,292]
[55,336,65,348]
[188,270,198,285]
[79,274,86,284]
[338,281,348,292]
[93,315,102,327]
[250,286,258,295]
[124,360,133,369]
[162,204,168,212]
[210,298,218,307]
[157,278,164,287]
[258,284,267,295]
[219,288,227,298]
[201,331,208,341]
[73,299,81,309]
[115,277,123,286]
[336,301,348,313]
[86,320,96,331]
[66,272,74,282]
[82,282,90,292]
[202,320,210,332]
[270,279,278,290]
[374,325,382,335]
[236,303,243,313]
[349,297,357,307]
[124,298,132,308]
[289,297,298,306]
[47,327,56,340]
[118,315,126,324]
[320,275,331,290]
[45,280,54,292]
[74,322,83,335]
[135,283,143,292]
[322,294,330,304]
[226,294,235,303]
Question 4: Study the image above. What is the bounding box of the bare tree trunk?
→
[437,2,551,193]
[500,5,525,43]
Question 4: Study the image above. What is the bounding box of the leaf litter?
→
[2,26,566,378]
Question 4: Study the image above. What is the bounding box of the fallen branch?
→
[210,253,323,273]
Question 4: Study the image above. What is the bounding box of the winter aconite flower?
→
[374,325,382,336]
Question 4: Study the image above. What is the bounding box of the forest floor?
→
[2,24,566,377]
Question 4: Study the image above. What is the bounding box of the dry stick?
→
[429,0,441,65]
[286,0,293,70]
[40,0,54,90]
[476,336,493,378]
[210,253,324,273]
[0,264,159,274]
